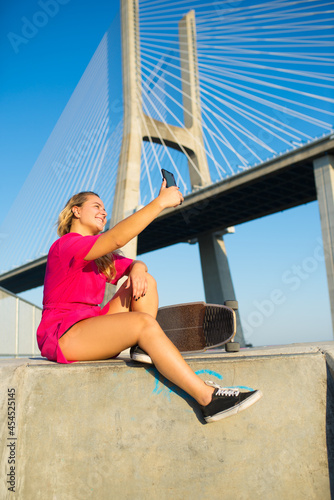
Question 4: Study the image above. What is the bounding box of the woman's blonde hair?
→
[57,191,116,281]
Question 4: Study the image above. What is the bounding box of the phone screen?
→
[161,169,176,188]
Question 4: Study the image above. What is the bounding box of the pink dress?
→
[37,232,133,363]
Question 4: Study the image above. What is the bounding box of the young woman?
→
[37,181,262,423]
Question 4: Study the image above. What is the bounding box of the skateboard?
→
[156,300,240,353]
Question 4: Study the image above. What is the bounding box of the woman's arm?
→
[84,181,183,261]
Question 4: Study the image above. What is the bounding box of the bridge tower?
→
[111,1,211,252]
[314,154,334,335]
[111,0,245,345]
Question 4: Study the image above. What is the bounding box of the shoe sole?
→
[130,353,153,365]
[204,390,263,423]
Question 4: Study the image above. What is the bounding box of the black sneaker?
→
[201,380,262,423]
[130,345,153,364]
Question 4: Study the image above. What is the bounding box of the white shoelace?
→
[205,380,240,397]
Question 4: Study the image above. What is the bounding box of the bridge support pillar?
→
[198,230,246,346]
[313,154,334,337]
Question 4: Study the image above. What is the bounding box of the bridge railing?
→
[0,287,42,358]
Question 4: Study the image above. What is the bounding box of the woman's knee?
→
[136,311,157,328]
[135,311,161,338]
[146,273,157,290]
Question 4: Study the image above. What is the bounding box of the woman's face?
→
[73,195,107,235]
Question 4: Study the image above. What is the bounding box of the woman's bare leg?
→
[58,311,214,406]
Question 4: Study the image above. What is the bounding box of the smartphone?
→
[161,169,176,188]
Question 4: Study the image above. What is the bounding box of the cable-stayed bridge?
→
[0,0,333,337]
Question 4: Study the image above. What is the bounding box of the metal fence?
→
[0,286,42,357]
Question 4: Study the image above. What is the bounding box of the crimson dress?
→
[37,232,133,363]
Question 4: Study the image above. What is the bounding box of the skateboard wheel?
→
[225,341,240,352]
[224,300,238,311]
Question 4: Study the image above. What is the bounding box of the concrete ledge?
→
[1,342,333,499]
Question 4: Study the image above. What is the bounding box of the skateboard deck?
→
[156,302,237,353]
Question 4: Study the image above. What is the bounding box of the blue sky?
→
[0,0,333,347]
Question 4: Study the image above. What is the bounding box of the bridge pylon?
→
[198,230,246,346]
[111,0,211,258]
[110,0,245,345]
[314,154,334,336]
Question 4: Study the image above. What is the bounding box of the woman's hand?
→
[157,178,183,209]
[125,261,148,300]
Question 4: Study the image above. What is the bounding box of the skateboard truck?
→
[223,300,240,352]
[156,300,240,354]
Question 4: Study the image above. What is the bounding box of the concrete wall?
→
[0,287,41,357]
[1,342,333,499]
